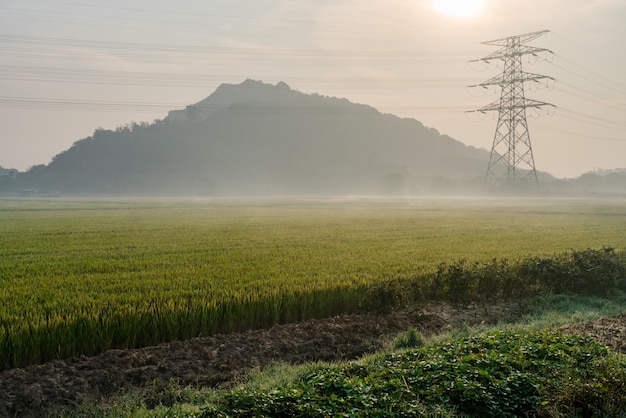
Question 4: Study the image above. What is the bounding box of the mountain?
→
[4,80,491,196]
[0,166,16,176]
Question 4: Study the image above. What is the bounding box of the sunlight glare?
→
[431,0,486,18]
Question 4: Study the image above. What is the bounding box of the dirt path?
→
[1,304,624,418]
[560,312,626,353]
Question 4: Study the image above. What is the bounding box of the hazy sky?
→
[1,0,625,178]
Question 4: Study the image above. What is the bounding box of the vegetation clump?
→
[422,247,626,306]
[202,330,626,417]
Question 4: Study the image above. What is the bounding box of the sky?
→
[1,0,625,179]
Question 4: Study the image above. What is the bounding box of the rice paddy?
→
[2,196,626,370]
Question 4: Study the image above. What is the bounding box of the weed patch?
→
[203,330,626,417]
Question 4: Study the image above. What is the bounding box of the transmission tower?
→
[469,30,554,190]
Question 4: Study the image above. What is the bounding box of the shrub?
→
[428,247,626,304]
[362,280,408,313]
[518,247,626,297]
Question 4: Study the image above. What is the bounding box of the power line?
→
[0,96,470,114]
[552,59,626,96]
[535,121,626,143]
[556,80,626,110]
[557,107,626,131]
[0,97,180,112]
[0,64,475,89]
[551,31,626,91]
[0,34,472,60]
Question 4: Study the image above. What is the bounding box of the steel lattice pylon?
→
[469,30,554,190]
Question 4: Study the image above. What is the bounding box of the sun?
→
[431,0,486,18]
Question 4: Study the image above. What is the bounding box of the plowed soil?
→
[1,303,625,418]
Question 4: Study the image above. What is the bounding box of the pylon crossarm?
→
[477,46,553,62]
[471,72,554,88]
[473,98,553,114]
[523,99,555,110]
[481,29,550,47]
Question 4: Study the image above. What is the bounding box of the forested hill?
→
[5,80,490,196]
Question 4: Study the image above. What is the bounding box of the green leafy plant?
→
[203,329,626,417]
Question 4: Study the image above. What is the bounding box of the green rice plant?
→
[2,197,626,370]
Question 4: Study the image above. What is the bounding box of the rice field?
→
[1,196,626,370]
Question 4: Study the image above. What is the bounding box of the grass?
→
[2,196,626,370]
